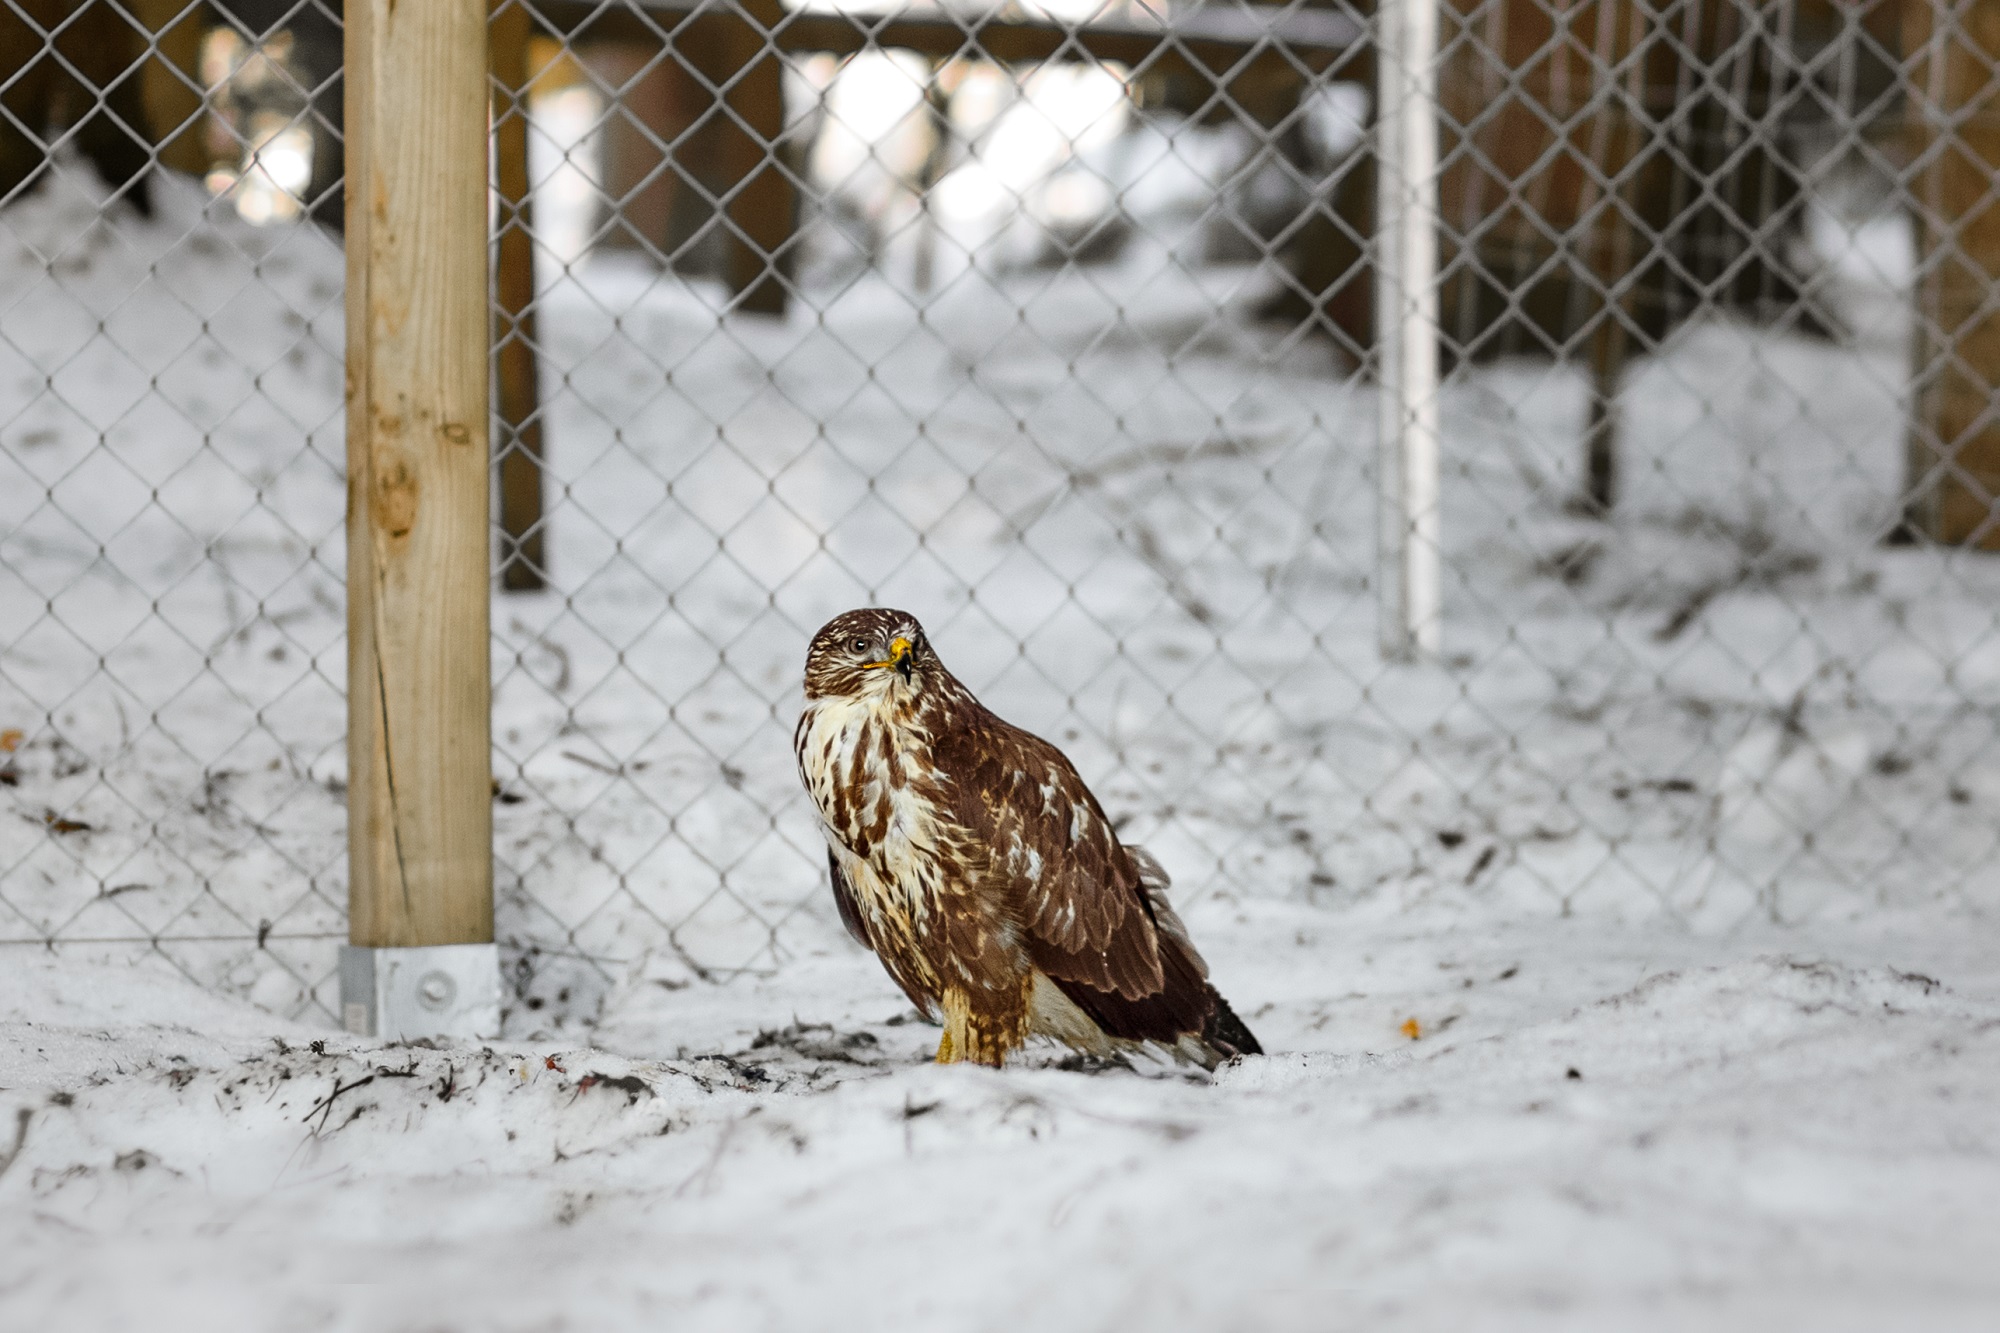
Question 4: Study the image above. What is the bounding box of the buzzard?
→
[794,607,1261,1069]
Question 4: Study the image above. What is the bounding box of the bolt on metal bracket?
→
[339,943,501,1041]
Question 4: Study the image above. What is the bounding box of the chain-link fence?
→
[3,0,1997,1034]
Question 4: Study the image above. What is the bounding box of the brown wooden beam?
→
[493,1,550,589]
[527,0,1361,84]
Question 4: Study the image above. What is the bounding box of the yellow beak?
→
[865,637,914,679]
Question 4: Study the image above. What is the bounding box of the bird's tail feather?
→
[1125,842,1262,1068]
[1201,986,1263,1062]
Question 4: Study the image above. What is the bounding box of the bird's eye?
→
[850,637,870,654]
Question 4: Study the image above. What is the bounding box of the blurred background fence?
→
[3,0,1998,1033]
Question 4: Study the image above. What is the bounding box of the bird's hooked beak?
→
[865,636,914,683]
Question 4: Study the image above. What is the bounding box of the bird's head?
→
[803,608,934,702]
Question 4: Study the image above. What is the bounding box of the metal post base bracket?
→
[340,943,501,1041]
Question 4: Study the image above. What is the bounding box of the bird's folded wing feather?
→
[825,848,871,948]
[934,717,1165,1000]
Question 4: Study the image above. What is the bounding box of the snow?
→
[3,114,2000,1327]
[5,906,2000,1329]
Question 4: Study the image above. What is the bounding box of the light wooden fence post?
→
[339,0,499,1039]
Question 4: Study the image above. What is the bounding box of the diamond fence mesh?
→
[2,0,1997,1034]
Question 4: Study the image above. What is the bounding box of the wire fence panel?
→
[3,0,1998,1035]
[0,0,349,1016]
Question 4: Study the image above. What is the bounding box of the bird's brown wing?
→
[825,847,871,948]
[932,710,1170,1002]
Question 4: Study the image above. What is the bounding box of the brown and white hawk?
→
[794,608,1261,1069]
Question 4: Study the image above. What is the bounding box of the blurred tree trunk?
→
[134,0,211,179]
[1278,0,1828,370]
[580,40,698,258]
[0,0,158,213]
[1904,0,2000,548]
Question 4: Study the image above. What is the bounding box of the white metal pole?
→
[1376,0,1441,662]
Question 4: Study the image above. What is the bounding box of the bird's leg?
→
[937,1026,1008,1066]
[937,992,996,1065]
[936,990,969,1063]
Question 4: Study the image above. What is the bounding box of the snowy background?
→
[2,54,2000,1326]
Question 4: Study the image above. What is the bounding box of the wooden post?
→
[492,1,548,592]
[713,0,796,314]
[133,0,210,179]
[583,38,695,254]
[1905,0,2000,547]
[0,1,155,212]
[1570,0,1652,517]
[344,0,495,948]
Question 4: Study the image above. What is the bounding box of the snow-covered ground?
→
[5,908,2000,1329]
[3,117,2000,1326]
